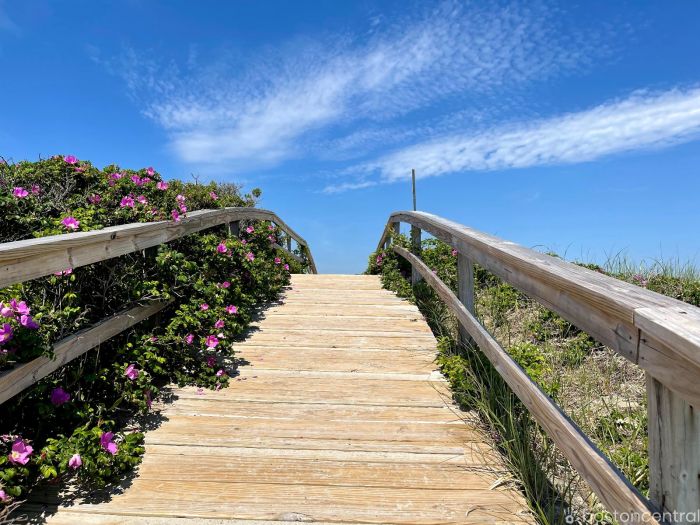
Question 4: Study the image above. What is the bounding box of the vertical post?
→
[410,225,422,285]
[457,252,475,346]
[286,235,292,252]
[647,372,700,519]
[228,221,240,238]
[411,169,417,211]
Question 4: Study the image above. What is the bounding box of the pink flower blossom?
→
[63,155,78,164]
[100,432,118,455]
[74,167,85,173]
[0,303,13,318]
[184,333,194,345]
[268,225,275,231]
[146,167,155,176]
[246,226,254,234]
[156,181,169,190]
[268,235,276,243]
[200,303,209,311]
[30,184,41,195]
[10,299,29,315]
[246,252,255,262]
[50,387,71,406]
[225,305,238,315]
[214,319,225,329]
[0,323,14,344]
[142,177,151,184]
[274,257,281,264]
[171,209,181,222]
[20,315,40,330]
[120,196,135,208]
[108,172,123,180]
[88,194,101,204]
[179,204,187,213]
[216,242,228,254]
[284,264,290,271]
[13,187,28,198]
[61,216,80,231]
[451,249,458,257]
[53,268,73,277]
[205,335,219,349]
[209,191,218,200]
[207,355,216,367]
[176,194,186,203]
[219,281,231,289]
[241,239,247,245]
[125,364,139,380]
[216,369,225,377]
[0,489,7,502]
[8,439,33,465]
[69,453,82,469]
[136,195,148,204]
[131,175,144,186]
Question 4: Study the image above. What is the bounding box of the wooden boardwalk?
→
[32,274,532,524]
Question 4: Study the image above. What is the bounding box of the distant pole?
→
[411,169,417,211]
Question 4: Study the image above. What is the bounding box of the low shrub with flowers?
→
[0,155,304,508]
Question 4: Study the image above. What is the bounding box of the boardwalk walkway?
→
[33,274,532,524]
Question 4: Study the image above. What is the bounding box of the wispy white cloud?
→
[353,86,700,185]
[112,1,604,171]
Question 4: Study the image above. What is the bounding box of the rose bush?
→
[0,155,304,506]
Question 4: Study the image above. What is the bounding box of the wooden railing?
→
[0,207,316,405]
[377,211,700,525]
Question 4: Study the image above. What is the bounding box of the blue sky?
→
[1,1,699,273]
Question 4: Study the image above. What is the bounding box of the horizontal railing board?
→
[0,207,315,288]
[385,211,700,406]
[393,245,660,525]
[0,300,171,405]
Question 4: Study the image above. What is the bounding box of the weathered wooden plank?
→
[0,207,316,288]
[250,315,431,332]
[393,245,659,524]
[0,300,170,404]
[243,331,435,350]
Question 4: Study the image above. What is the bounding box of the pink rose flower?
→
[246,226,254,234]
[171,209,181,222]
[69,453,82,469]
[206,355,216,367]
[125,364,139,380]
[146,167,155,176]
[246,252,255,262]
[216,242,228,254]
[205,335,219,349]
[136,195,148,204]
[0,323,14,344]
[120,196,135,208]
[284,264,290,271]
[61,216,80,231]
[216,369,225,377]
[100,432,118,455]
[8,439,33,465]
[200,303,209,311]
[225,305,238,315]
[63,155,78,164]
[156,181,168,190]
[13,187,28,198]
[209,191,218,200]
[214,319,225,329]
[50,387,70,406]
[88,194,101,204]
[30,184,41,195]
[274,257,281,264]
[184,333,194,344]
[219,281,231,289]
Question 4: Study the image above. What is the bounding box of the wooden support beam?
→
[410,225,422,285]
[228,220,240,237]
[457,252,475,346]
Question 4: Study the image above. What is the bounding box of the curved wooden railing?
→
[377,211,700,525]
[0,207,316,405]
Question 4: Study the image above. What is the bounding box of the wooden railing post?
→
[410,225,422,285]
[228,220,240,238]
[457,252,475,346]
[286,235,292,252]
[647,373,700,520]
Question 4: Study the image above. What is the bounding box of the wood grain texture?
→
[0,207,316,288]
[393,245,660,525]
[0,300,170,405]
[33,274,532,525]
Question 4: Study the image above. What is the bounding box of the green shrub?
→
[0,155,303,505]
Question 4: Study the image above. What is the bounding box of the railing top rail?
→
[0,207,316,288]
[381,210,700,406]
